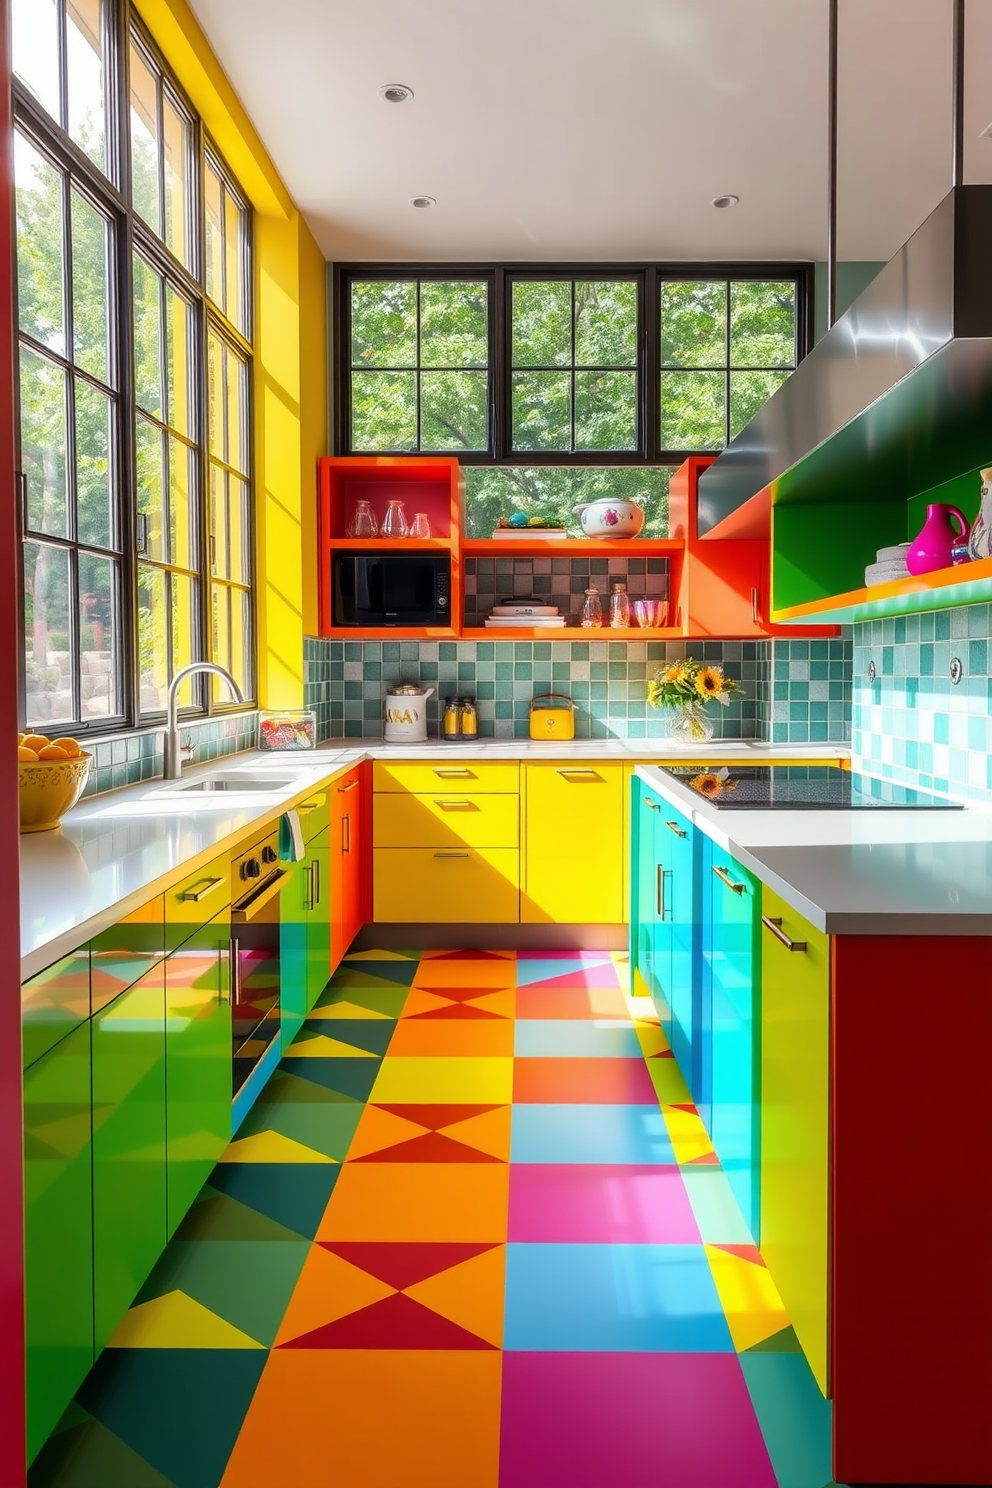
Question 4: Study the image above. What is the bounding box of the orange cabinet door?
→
[332,765,365,969]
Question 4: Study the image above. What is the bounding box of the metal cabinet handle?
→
[342,814,351,854]
[232,869,289,922]
[751,586,760,626]
[657,864,670,919]
[643,797,660,810]
[312,857,320,908]
[434,851,469,859]
[338,779,359,793]
[666,820,686,838]
[434,768,473,778]
[761,915,807,952]
[298,799,321,814]
[180,875,226,903]
[557,769,600,780]
[228,937,240,1006]
[435,799,476,811]
[713,864,746,895]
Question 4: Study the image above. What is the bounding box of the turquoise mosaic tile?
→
[762,637,853,745]
[81,712,259,799]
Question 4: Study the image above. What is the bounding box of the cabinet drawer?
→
[374,761,519,794]
[374,792,519,849]
[294,789,329,843]
[22,951,91,1070]
[374,847,519,923]
[165,851,231,949]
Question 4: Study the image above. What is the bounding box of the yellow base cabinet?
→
[759,884,831,1395]
[374,847,520,922]
[522,763,624,924]
[374,791,519,850]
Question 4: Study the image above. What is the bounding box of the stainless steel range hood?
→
[696,186,992,534]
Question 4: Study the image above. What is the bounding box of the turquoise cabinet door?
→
[632,783,669,1027]
[702,840,761,1238]
[665,807,697,1087]
[165,908,233,1236]
[281,855,310,1049]
[92,965,167,1351]
[23,1024,93,1465]
[306,826,331,1012]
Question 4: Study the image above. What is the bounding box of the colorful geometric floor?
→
[30,949,840,1488]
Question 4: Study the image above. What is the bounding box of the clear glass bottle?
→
[347,499,378,538]
[409,511,432,539]
[382,499,408,538]
[580,586,603,628]
[609,581,631,629]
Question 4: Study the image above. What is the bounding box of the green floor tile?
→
[206,1162,339,1240]
[234,1094,363,1161]
[324,964,417,989]
[745,1324,804,1354]
[299,1018,395,1055]
[648,1056,691,1104]
[174,1192,308,1244]
[283,1056,381,1100]
[134,1240,310,1348]
[30,1416,179,1487]
[740,1351,835,1488]
[252,1068,363,1107]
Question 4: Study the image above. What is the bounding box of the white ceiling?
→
[187,0,992,264]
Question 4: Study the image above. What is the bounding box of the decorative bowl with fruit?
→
[17,734,92,833]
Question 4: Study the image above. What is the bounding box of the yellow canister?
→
[529,693,575,741]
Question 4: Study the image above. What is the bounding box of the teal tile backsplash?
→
[80,711,258,798]
[304,636,852,744]
[853,605,992,801]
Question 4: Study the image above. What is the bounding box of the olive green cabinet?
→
[23,1023,94,1463]
[282,820,333,1051]
[165,908,233,1235]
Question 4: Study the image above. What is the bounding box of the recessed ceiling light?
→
[409,195,436,209]
[712,194,740,209]
[379,83,413,104]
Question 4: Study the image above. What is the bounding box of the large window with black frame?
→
[337,266,808,539]
[11,0,254,734]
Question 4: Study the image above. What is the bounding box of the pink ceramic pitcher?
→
[906,504,969,576]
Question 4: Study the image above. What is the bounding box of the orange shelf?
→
[325,537,453,551]
[323,626,460,640]
[771,555,992,625]
[461,626,682,641]
[462,538,683,557]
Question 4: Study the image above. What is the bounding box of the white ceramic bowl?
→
[574,498,645,540]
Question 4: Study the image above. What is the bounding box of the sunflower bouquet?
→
[647,658,743,740]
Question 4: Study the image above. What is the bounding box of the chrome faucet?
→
[163,662,245,778]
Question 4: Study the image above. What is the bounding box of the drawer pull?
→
[556,769,600,780]
[433,851,469,859]
[713,864,745,895]
[338,779,359,793]
[180,875,226,903]
[434,768,474,778]
[643,797,660,810]
[342,814,351,854]
[298,800,320,814]
[435,799,477,811]
[761,915,808,953]
[665,820,687,838]
[657,864,670,919]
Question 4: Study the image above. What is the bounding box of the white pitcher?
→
[383,684,434,743]
[968,468,992,561]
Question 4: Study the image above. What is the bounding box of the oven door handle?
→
[232,869,289,922]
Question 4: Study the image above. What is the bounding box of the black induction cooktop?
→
[660,764,963,811]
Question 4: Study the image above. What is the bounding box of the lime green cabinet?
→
[307,825,331,1012]
[23,1024,93,1464]
[165,909,233,1236]
[282,826,332,1050]
[92,964,167,1351]
[759,884,831,1395]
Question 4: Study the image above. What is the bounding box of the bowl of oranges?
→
[18,734,92,833]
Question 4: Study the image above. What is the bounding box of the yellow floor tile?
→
[108,1291,263,1350]
[662,1103,716,1163]
[704,1244,789,1351]
[370,1057,514,1105]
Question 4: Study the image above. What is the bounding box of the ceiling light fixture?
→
[379,83,413,104]
[712,194,740,209]
[409,195,436,209]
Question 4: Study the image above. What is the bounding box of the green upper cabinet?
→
[760,883,831,1395]
[92,961,167,1351]
[165,907,233,1236]
[23,1023,93,1465]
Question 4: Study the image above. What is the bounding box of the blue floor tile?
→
[515,956,617,987]
[503,1243,734,1353]
[513,1019,643,1058]
[511,1104,676,1165]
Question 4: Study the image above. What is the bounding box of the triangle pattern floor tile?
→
[274,1246,396,1345]
[374,1102,504,1131]
[406,1001,507,1021]
[220,1132,335,1164]
[276,1290,497,1350]
[134,1239,311,1350]
[299,1019,395,1054]
[304,1000,392,1020]
[107,1292,264,1351]
[233,1100,362,1163]
[421,949,514,960]
[341,950,419,962]
[350,1131,503,1164]
[404,1244,506,1348]
[436,1106,512,1160]
[281,1059,379,1100]
[282,1034,378,1059]
[318,1240,500,1290]
[206,1163,339,1240]
[29,1418,180,1488]
[173,1193,307,1244]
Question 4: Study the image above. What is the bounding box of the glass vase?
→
[667,703,715,743]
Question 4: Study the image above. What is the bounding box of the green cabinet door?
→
[23,1024,94,1464]
[760,884,831,1395]
[306,826,331,1013]
[92,964,167,1351]
[281,854,310,1050]
[165,909,233,1236]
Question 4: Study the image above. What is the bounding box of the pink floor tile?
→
[514,986,630,1020]
[507,1164,700,1243]
[499,1352,777,1488]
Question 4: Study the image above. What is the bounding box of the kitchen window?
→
[11,3,255,734]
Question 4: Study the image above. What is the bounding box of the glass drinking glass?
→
[347,499,378,538]
[409,511,432,539]
[381,499,408,538]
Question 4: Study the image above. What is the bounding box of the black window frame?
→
[11,0,256,738]
[334,262,814,467]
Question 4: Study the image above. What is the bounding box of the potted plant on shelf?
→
[647,658,743,741]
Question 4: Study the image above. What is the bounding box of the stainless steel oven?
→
[230,828,287,1105]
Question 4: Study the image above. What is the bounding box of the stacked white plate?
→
[865,542,910,587]
[485,601,565,628]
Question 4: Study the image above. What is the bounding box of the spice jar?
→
[442,696,463,739]
[459,698,478,737]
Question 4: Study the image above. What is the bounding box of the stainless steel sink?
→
[177,776,294,792]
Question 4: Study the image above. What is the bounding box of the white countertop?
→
[19,737,847,979]
[635,764,992,936]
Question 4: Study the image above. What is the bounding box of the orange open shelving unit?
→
[317,456,839,641]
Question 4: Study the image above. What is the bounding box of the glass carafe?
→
[409,511,432,539]
[609,581,631,629]
[382,500,409,539]
[347,499,378,538]
[580,587,603,628]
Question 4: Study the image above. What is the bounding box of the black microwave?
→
[332,551,451,627]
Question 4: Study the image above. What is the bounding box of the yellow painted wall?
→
[136,0,326,705]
